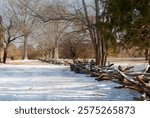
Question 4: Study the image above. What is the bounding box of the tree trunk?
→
[82,0,107,66]
[0,16,3,63]
[147,29,150,64]
[23,36,28,60]
[95,0,107,66]
[48,50,51,59]
[0,43,3,63]
[95,30,107,66]
[148,48,150,65]
[101,36,107,66]
[145,48,148,60]
[51,48,55,59]
[3,47,8,63]
[54,39,59,60]
[0,51,2,63]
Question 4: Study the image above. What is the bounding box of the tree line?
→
[0,0,150,65]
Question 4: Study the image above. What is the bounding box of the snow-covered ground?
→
[0,60,143,101]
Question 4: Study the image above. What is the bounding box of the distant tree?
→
[19,0,120,65]
[21,0,70,60]
[61,32,88,59]
[8,0,37,60]
[36,37,52,59]
[46,21,69,60]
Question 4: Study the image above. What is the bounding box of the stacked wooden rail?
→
[38,58,64,65]
[68,60,150,101]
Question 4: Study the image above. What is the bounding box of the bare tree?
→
[8,0,37,60]
[61,32,91,59]
[30,0,71,60]
[20,0,108,65]
[2,20,24,63]
[35,31,52,59]
[50,21,69,60]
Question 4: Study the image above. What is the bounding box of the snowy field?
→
[0,60,145,101]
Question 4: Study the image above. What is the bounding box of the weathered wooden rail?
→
[68,60,150,101]
[38,58,150,100]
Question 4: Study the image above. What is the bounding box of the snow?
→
[108,57,147,72]
[0,60,142,101]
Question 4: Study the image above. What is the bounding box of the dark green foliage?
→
[107,0,150,49]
